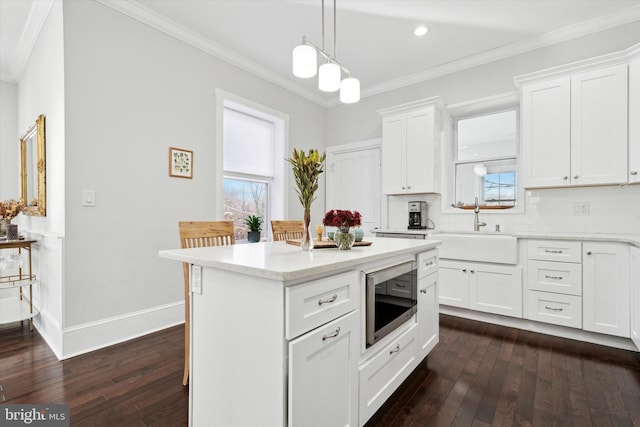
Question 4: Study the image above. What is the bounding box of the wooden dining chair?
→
[178,220,235,386]
[271,220,304,241]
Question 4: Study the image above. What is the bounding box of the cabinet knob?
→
[574,175,579,179]
[586,251,592,255]
[470,270,475,274]
[407,186,411,189]
[420,288,427,294]
[563,176,568,180]
[401,186,406,190]
[631,171,638,176]
[462,269,467,273]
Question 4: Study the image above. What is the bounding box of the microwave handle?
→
[366,260,416,286]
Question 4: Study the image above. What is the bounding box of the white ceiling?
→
[2,0,639,105]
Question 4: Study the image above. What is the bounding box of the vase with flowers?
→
[287,148,326,251]
[322,209,362,250]
[0,199,24,240]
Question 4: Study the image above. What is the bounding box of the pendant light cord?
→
[333,0,336,60]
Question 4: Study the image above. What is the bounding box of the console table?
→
[0,239,38,331]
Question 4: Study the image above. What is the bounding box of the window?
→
[454,109,519,207]
[222,99,285,241]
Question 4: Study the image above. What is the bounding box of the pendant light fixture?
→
[292,0,360,103]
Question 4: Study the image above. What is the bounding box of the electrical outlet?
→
[573,202,589,216]
[191,265,202,294]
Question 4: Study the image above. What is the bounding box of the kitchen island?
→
[159,237,440,427]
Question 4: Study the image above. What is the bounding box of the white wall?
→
[325,21,640,236]
[0,81,18,200]
[14,0,66,357]
[58,0,325,355]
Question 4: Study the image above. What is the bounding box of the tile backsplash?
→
[386,185,640,235]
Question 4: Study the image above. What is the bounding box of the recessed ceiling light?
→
[414,25,428,37]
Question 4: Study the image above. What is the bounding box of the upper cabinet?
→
[520,64,628,188]
[629,57,640,184]
[379,98,442,195]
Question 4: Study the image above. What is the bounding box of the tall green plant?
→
[286,149,326,211]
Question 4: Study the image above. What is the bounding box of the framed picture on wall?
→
[169,147,193,179]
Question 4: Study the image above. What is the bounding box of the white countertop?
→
[159,237,440,282]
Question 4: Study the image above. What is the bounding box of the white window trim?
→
[215,89,289,226]
[441,91,525,214]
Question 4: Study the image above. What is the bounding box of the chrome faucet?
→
[473,197,487,231]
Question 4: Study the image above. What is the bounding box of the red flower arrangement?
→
[322,209,362,229]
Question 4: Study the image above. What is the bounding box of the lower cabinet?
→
[417,272,439,360]
[583,242,630,338]
[359,324,418,423]
[631,246,640,350]
[439,260,522,318]
[289,310,359,427]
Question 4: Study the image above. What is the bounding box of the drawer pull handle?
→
[574,175,579,179]
[470,270,475,274]
[420,288,427,294]
[462,269,467,273]
[545,306,563,312]
[586,251,592,255]
[563,176,568,180]
[389,344,400,355]
[424,261,434,266]
[544,249,563,254]
[318,294,338,306]
[322,327,341,341]
[631,171,638,176]
[394,284,407,288]
[544,275,563,280]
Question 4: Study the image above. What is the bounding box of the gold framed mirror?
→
[20,114,46,216]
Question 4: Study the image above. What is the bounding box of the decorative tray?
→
[286,239,373,248]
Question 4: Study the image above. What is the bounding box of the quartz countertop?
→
[159,237,440,282]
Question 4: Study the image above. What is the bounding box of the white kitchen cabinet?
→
[521,77,571,188]
[359,323,418,423]
[289,310,359,427]
[379,99,441,194]
[583,242,630,338]
[521,64,628,188]
[439,260,522,318]
[631,246,640,350]
[629,57,640,184]
[417,272,439,360]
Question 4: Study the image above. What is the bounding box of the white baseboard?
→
[61,301,185,359]
[33,306,64,360]
[440,305,638,352]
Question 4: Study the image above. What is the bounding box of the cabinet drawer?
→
[527,240,581,263]
[286,271,359,339]
[527,260,582,296]
[527,290,582,329]
[359,324,418,425]
[417,249,438,279]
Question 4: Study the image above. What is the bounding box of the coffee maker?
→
[408,201,428,229]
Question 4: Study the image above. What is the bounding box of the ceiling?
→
[2,0,639,106]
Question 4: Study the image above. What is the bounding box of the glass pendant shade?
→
[340,77,360,103]
[292,44,317,78]
[473,164,487,177]
[318,62,341,92]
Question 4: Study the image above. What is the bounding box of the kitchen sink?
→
[428,232,517,264]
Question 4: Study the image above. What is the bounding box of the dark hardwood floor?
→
[2,314,639,426]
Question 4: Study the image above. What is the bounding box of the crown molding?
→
[340,5,640,106]
[97,1,639,109]
[377,96,442,116]
[5,0,55,83]
[97,0,329,107]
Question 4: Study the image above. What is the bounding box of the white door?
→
[630,246,640,350]
[381,114,407,194]
[326,144,381,236]
[438,260,469,308]
[629,58,640,184]
[469,264,523,318]
[417,272,439,360]
[570,64,628,186]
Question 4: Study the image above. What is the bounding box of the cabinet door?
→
[521,77,571,188]
[629,58,640,183]
[583,243,630,337]
[382,114,407,194]
[289,310,359,427]
[405,107,437,193]
[570,64,628,186]
[438,260,469,308]
[630,247,640,350]
[469,264,523,318]
[417,272,439,360]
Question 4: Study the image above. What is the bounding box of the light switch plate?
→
[82,190,96,207]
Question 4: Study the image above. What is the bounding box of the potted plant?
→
[245,214,263,243]
[286,148,326,251]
